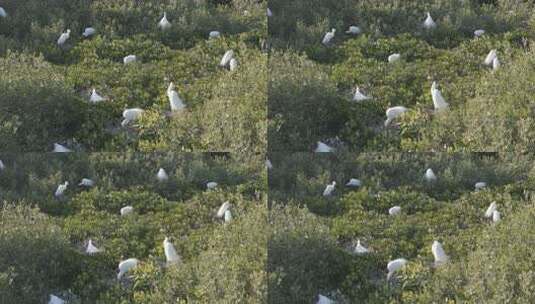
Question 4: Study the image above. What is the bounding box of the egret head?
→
[67,29,71,34]
[332,28,336,33]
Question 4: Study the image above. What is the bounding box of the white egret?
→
[475,182,487,191]
[55,181,68,198]
[78,178,95,187]
[384,106,408,127]
[123,55,137,64]
[388,53,401,63]
[120,206,134,216]
[425,168,437,182]
[121,108,144,127]
[267,8,273,17]
[90,88,106,103]
[167,83,186,111]
[57,29,71,46]
[354,239,369,255]
[323,181,336,197]
[345,25,361,35]
[53,143,72,152]
[387,258,408,280]
[352,87,371,101]
[389,206,401,216]
[474,29,485,38]
[423,12,437,29]
[163,237,181,265]
[317,294,334,304]
[315,141,334,153]
[0,7,7,18]
[0,160,4,170]
[431,241,449,266]
[117,258,139,280]
[346,178,362,187]
[220,50,234,67]
[492,210,501,223]
[157,168,169,182]
[86,239,102,254]
[492,56,500,71]
[265,159,273,170]
[49,294,65,304]
[216,201,231,218]
[224,209,233,223]
[322,28,336,46]
[431,81,449,111]
[209,31,221,39]
[158,12,172,30]
[484,201,497,218]
[82,27,96,38]
[484,49,497,66]
[207,181,218,190]
[229,58,238,71]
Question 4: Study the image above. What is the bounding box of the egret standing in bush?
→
[54,181,68,198]
[431,81,449,111]
[157,168,169,182]
[163,237,181,265]
[354,239,369,255]
[387,258,408,280]
[121,108,144,127]
[209,31,221,39]
[89,88,106,103]
[346,178,362,187]
[474,29,485,38]
[322,28,336,46]
[475,182,487,191]
[315,141,334,152]
[120,206,134,216]
[353,87,371,102]
[384,106,408,127]
[425,168,437,182]
[220,50,234,68]
[216,201,231,218]
[57,29,71,47]
[316,294,334,304]
[323,181,336,197]
[167,83,186,112]
[158,12,172,30]
[423,12,437,30]
[123,54,137,64]
[117,258,139,280]
[86,239,102,254]
[389,206,401,215]
[207,181,218,190]
[484,49,497,66]
[82,27,96,38]
[484,201,497,218]
[388,53,401,63]
[53,143,72,152]
[345,25,361,35]
[48,294,64,304]
[432,241,449,266]
[78,178,95,187]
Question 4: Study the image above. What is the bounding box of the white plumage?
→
[389,206,401,216]
[266,159,273,170]
[90,88,106,103]
[86,239,102,254]
[123,55,137,64]
[120,206,134,216]
[475,182,487,191]
[388,53,401,63]
[317,294,334,304]
[78,178,95,187]
[423,12,437,29]
[220,50,234,67]
[484,49,497,66]
[163,237,181,264]
[121,108,144,127]
[49,294,65,304]
[425,168,437,182]
[431,81,449,111]
[387,258,408,280]
[224,209,233,223]
[354,239,369,254]
[385,106,408,126]
[157,168,169,182]
[117,258,139,280]
[158,12,172,30]
[431,241,449,265]
[207,181,218,190]
[0,160,5,171]
[53,143,72,152]
[57,29,71,46]
[315,141,334,153]
[345,25,361,35]
[353,87,371,101]
[167,83,186,111]
[323,181,336,197]
[492,56,500,71]
[346,178,362,187]
[492,210,501,223]
[266,8,273,17]
[216,201,231,218]
[0,7,7,18]
[229,58,238,71]
[322,28,336,45]
[55,181,69,197]
[474,29,485,38]
[82,27,96,38]
[209,31,221,39]
[484,201,497,218]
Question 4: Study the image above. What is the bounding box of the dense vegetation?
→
[268,0,535,152]
[0,153,266,303]
[268,152,535,303]
[0,0,266,153]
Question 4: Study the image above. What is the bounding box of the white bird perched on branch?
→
[346,25,361,35]
[353,87,371,101]
[86,239,102,254]
[90,88,106,103]
[220,50,234,67]
[484,49,497,66]
[120,206,134,216]
[346,178,362,187]
[163,237,181,265]
[484,201,497,218]
[224,209,233,223]
[423,12,437,30]
[475,182,487,191]
[209,31,220,39]
[216,201,231,218]
[158,12,172,30]
[157,168,168,182]
[57,29,71,46]
[0,7,7,18]
[492,210,501,223]
[388,53,401,63]
[167,83,186,111]
[53,143,72,152]
[207,181,218,190]
[322,28,336,46]
[48,294,65,304]
[385,106,408,127]
[431,81,449,111]
[117,258,139,280]
[123,54,137,64]
[425,168,437,182]
[354,239,369,254]
[323,181,336,196]
[315,141,334,153]
[431,241,449,266]
[316,294,334,304]
[55,181,68,198]
[474,29,485,38]
[387,258,408,280]
[82,27,96,38]
[78,178,95,187]
[121,108,144,127]
[389,206,401,215]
